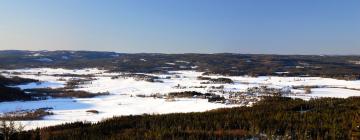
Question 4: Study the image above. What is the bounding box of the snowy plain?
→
[1,68,360,130]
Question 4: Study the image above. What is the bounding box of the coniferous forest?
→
[1,51,360,139]
[6,96,360,140]
[1,51,360,80]
[0,75,37,102]
[1,0,360,139]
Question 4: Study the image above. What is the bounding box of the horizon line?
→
[0,49,359,56]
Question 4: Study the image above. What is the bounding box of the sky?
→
[0,0,359,54]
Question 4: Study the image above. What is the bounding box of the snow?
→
[165,62,176,65]
[349,60,360,65]
[0,98,89,114]
[307,88,360,98]
[0,95,234,130]
[35,58,53,62]
[12,82,64,90]
[275,72,289,74]
[111,54,120,57]
[3,68,105,75]
[30,53,43,57]
[0,68,360,130]
[61,56,69,60]
[176,60,190,64]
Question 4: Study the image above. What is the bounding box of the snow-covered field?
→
[1,68,360,130]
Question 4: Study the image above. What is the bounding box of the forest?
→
[0,75,38,102]
[1,50,360,139]
[0,85,31,102]
[5,96,360,140]
[0,50,359,80]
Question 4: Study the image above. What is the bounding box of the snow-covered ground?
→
[1,68,360,130]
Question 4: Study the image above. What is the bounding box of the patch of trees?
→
[50,90,109,98]
[198,76,234,84]
[168,91,210,98]
[0,75,38,102]
[167,91,225,103]
[52,74,95,78]
[86,110,99,114]
[0,120,25,140]
[64,78,95,89]
[0,85,31,102]
[0,75,38,86]
[207,95,225,103]
[0,108,53,121]
[24,88,109,99]
[209,78,234,84]
[10,97,360,139]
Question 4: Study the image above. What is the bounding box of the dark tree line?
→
[0,75,38,86]
[0,75,38,102]
[7,96,360,140]
[0,85,31,102]
[1,51,360,80]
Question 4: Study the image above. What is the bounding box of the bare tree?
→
[0,117,25,140]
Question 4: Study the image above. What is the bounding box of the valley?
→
[1,67,360,130]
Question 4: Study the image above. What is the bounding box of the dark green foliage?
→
[168,91,204,98]
[11,97,360,140]
[49,90,109,98]
[0,75,38,86]
[24,88,109,98]
[0,85,31,102]
[0,74,37,102]
[207,95,225,102]
[209,77,234,84]
[198,76,234,84]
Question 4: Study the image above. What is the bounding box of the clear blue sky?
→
[0,0,359,54]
